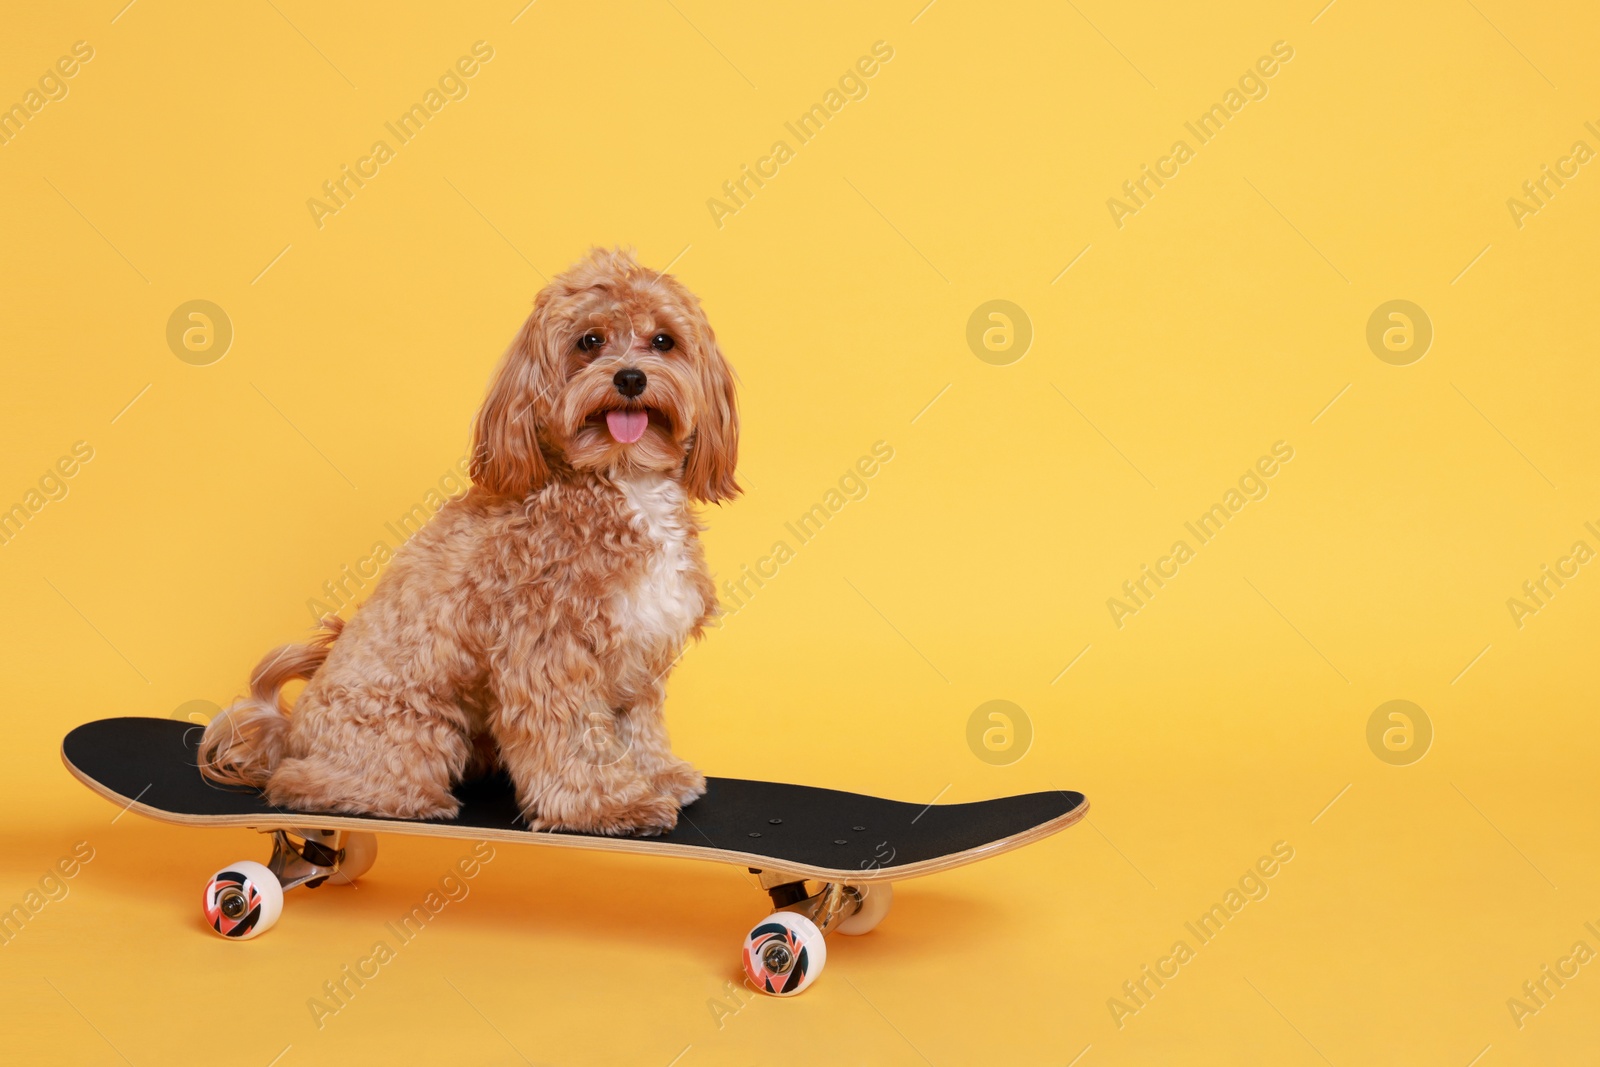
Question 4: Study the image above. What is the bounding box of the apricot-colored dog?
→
[200,249,738,835]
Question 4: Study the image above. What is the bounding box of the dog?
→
[198,248,738,835]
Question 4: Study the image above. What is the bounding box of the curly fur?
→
[199,248,738,835]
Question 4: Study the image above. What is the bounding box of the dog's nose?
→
[614,368,647,398]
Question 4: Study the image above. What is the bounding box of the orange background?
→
[2,1,1598,1064]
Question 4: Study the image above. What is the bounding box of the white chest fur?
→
[613,474,703,656]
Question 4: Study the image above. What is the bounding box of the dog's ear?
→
[470,307,554,498]
[683,328,740,503]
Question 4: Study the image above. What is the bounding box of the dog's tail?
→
[197,616,344,788]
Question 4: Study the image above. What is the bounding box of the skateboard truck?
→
[265,828,347,891]
[751,869,867,933]
[807,882,868,934]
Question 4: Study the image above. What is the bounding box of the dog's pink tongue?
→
[605,409,648,444]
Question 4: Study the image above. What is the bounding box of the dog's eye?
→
[577,331,605,353]
[650,333,675,352]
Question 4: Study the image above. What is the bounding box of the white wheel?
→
[328,832,377,885]
[837,882,894,936]
[202,860,282,940]
[743,911,826,996]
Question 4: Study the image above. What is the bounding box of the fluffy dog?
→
[199,248,738,835]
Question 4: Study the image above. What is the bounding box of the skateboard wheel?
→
[837,882,893,936]
[328,832,377,886]
[202,860,283,940]
[743,911,826,996]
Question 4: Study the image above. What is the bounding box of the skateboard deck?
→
[63,717,1087,882]
[64,716,1088,993]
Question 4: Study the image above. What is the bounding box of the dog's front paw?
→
[656,763,707,807]
[529,792,682,837]
[613,793,683,837]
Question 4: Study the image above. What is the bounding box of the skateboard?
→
[62,716,1087,995]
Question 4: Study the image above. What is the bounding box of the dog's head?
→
[470,248,740,503]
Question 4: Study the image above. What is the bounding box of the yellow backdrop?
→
[2,1,1596,1064]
